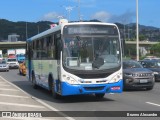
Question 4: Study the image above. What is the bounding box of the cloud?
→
[91,11,111,22]
[109,11,136,24]
[91,10,135,23]
[41,12,60,21]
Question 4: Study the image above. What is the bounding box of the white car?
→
[7,58,19,69]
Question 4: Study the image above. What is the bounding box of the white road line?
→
[32,97,75,120]
[0,84,10,87]
[0,94,29,98]
[0,82,6,83]
[0,76,75,120]
[146,102,160,107]
[0,102,45,108]
[0,88,19,91]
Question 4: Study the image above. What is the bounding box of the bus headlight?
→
[109,73,122,83]
[62,74,78,84]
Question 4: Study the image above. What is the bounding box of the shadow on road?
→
[11,80,115,103]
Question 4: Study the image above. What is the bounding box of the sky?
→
[0,0,160,28]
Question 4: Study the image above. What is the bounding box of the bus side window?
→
[55,32,62,60]
[47,35,55,59]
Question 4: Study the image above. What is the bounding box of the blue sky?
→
[0,0,160,28]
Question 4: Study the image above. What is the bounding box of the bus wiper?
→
[76,36,81,41]
[92,57,104,69]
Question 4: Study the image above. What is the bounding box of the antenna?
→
[65,6,75,21]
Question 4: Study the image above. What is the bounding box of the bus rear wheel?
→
[32,74,38,89]
[95,93,105,99]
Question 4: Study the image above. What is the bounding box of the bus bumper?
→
[60,80,123,96]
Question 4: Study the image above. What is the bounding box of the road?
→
[0,69,160,120]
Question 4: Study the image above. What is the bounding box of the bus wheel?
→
[32,74,38,89]
[51,80,61,99]
[95,93,105,99]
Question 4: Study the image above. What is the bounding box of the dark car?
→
[139,60,160,81]
[123,60,154,90]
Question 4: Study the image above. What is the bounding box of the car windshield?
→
[7,59,17,62]
[0,60,6,64]
[17,54,25,57]
[62,25,121,71]
[123,61,143,69]
[143,61,160,68]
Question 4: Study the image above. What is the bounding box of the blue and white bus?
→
[26,19,123,99]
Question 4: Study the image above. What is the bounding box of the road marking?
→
[0,88,19,91]
[146,102,160,107]
[0,82,6,83]
[0,82,8,84]
[0,76,75,120]
[32,97,75,120]
[0,102,45,108]
[0,84,10,87]
[0,94,29,98]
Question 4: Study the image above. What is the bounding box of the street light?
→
[77,0,81,21]
[136,0,139,61]
[65,6,75,21]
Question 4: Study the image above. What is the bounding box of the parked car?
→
[139,60,160,81]
[19,61,26,76]
[123,60,155,90]
[0,59,9,72]
[7,58,19,69]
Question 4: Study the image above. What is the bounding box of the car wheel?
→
[146,86,153,91]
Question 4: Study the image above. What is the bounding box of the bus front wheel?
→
[95,93,105,99]
[50,80,61,99]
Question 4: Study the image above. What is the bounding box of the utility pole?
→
[78,0,81,21]
[136,0,139,61]
[26,22,28,40]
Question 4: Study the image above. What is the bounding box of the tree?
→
[150,43,160,56]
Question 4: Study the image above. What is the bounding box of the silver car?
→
[0,59,9,72]
[123,60,155,90]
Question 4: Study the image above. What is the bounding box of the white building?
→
[8,34,20,42]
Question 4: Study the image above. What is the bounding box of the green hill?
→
[0,19,54,41]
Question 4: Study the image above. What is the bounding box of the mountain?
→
[0,19,55,41]
[0,19,160,42]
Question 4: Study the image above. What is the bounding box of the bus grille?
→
[84,86,105,91]
[75,73,112,79]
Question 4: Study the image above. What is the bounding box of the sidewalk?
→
[0,76,71,120]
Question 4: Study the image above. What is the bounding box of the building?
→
[8,34,20,42]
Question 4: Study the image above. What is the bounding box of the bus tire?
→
[50,80,61,99]
[32,73,38,89]
[95,93,105,99]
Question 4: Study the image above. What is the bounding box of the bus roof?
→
[27,21,118,41]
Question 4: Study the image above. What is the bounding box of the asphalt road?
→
[0,69,160,120]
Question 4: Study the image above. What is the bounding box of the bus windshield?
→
[62,25,121,71]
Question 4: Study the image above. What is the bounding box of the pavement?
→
[0,76,72,120]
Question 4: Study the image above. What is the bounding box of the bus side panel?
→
[41,60,58,88]
[60,80,123,96]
